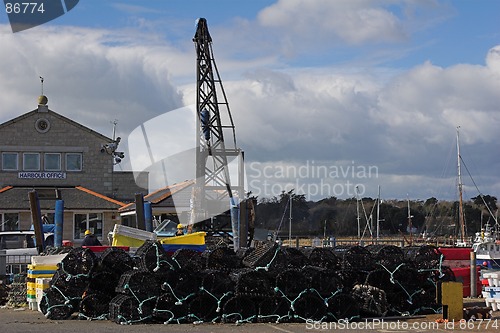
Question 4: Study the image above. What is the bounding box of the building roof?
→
[0,109,113,142]
[119,179,194,212]
[0,186,125,210]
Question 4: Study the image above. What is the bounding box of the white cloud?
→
[0,25,186,140]
[1,13,499,201]
[257,0,406,45]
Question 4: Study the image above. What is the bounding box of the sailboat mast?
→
[457,126,466,243]
[407,194,413,246]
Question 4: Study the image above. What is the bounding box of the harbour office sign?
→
[18,172,66,179]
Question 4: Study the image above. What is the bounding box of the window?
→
[74,213,103,240]
[2,152,18,170]
[66,153,82,171]
[1,213,19,231]
[44,153,61,171]
[23,153,40,171]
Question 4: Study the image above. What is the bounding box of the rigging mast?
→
[456,126,467,244]
[192,18,246,249]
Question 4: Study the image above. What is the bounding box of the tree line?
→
[251,190,498,239]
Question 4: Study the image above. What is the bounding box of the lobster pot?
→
[300,247,340,270]
[153,292,190,323]
[301,266,342,296]
[39,286,74,320]
[281,247,307,269]
[275,269,307,298]
[134,240,174,273]
[99,247,135,277]
[403,245,442,270]
[292,291,327,322]
[350,284,388,317]
[203,246,242,271]
[161,268,201,296]
[79,292,113,319]
[222,295,256,323]
[58,247,97,277]
[188,293,220,323]
[326,293,360,322]
[257,296,291,323]
[115,270,160,300]
[232,269,273,297]
[365,245,405,270]
[333,245,375,271]
[242,243,287,272]
[109,294,155,324]
[172,249,203,272]
[334,269,369,291]
[201,269,234,297]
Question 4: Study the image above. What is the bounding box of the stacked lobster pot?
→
[39,241,453,324]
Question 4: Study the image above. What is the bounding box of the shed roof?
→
[0,186,125,210]
[118,179,194,212]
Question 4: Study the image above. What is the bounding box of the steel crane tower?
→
[192,18,247,249]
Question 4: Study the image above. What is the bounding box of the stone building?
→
[0,95,148,244]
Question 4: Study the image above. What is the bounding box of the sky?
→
[0,0,499,202]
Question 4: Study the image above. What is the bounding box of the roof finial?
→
[39,76,44,95]
[37,76,48,106]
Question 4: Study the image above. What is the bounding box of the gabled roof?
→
[0,109,112,141]
[119,179,194,212]
[0,186,125,210]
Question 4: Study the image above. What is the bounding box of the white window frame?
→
[23,153,40,171]
[66,153,82,171]
[1,212,20,231]
[44,153,61,171]
[1,152,18,171]
[73,212,103,240]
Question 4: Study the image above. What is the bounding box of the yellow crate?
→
[159,232,206,245]
[28,264,58,271]
[111,224,156,247]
